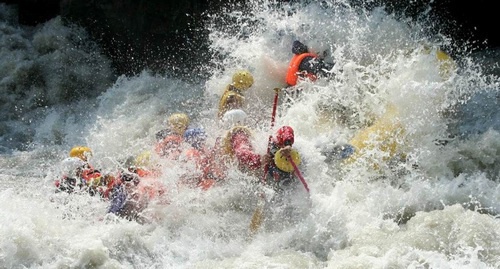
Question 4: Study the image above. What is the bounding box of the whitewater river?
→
[1,1,499,268]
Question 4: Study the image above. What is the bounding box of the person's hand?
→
[280,146,292,158]
[261,153,272,165]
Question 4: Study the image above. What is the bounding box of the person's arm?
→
[300,56,334,77]
[108,184,127,214]
[232,131,262,170]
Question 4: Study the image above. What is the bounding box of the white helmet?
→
[221,109,248,128]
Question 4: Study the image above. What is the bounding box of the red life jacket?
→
[184,148,202,163]
[155,134,183,159]
[180,147,222,191]
[196,146,228,190]
[134,167,160,178]
[231,131,262,170]
[100,175,121,199]
[285,52,319,86]
[197,179,216,190]
[81,168,102,186]
[136,177,168,203]
[202,150,227,185]
[55,162,99,193]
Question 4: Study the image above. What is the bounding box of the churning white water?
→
[1,1,499,268]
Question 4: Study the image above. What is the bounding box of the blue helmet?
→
[184,128,207,149]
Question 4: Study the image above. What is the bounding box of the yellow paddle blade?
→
[274,148,301,173]
[249,206,263,235]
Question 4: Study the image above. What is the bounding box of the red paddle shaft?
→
[262,88,281,184]
[289,158,309,193]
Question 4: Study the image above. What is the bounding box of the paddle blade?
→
[249,206,264,235]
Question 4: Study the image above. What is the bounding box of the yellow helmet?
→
[168,113,190,135]
[134,151,152,167]
[232,70,254,90]
[69,146,92,161]
[274,148,301,173]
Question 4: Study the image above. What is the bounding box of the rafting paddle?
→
[249,87,281,235]
[289,158,309,193]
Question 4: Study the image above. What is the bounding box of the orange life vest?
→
[285,52,319,86]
